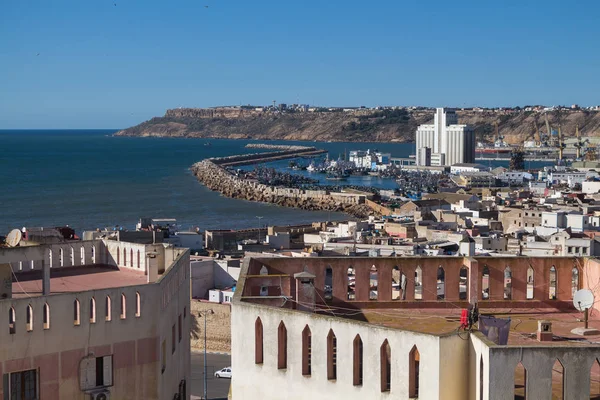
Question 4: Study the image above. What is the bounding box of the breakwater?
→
[191,148,376,218]
[215,146,327,167]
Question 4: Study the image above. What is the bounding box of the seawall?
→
[190,148,376,218]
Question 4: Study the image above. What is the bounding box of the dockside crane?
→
[557,125,565,162]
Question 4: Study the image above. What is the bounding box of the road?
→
[191,351,231,400]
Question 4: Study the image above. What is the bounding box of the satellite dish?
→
[573,289,594,312]
[6,229,22,247]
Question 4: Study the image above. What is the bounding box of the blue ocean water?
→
[0,130,417,234]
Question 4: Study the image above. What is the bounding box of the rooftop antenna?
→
[5,229,22,247]
[571,289,598,335]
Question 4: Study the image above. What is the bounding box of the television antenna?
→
[5,229,22,247]
[571,289,598,336]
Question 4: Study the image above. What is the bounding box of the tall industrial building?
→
[415,108,475,166]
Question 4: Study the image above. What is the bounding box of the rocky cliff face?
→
[115,108,600,144]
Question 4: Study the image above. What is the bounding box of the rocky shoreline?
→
[190,150,377,218]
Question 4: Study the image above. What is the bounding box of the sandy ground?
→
[190,300,231,353]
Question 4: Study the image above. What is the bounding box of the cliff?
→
[115,108,600,144]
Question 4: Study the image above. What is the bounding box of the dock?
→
[214,146,327,167]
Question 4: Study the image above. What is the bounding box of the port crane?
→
[557,125,565,163]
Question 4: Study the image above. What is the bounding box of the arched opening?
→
[254,317,263,364]
[91,246,96,264]
[105,296,112,321]
[482,265,490,300]
[415,266,423,300]
[80,246,85,265]
[89,297,96,323]
[59,248,64,267]
[370,265,378,300]
[514,362,527,399]
[392,266,401,300]
[69,247,74,265]
[347,267,355,300]
[551,359,564,399]
[9,307,16,334]
[437,266,445,300]
[130,249,134,267]
[526,266,534,299]
[549,266,557,300]
[120,294,126,319]
[459,266,468,300]
[259,265,268,275]
[277,321,287,369]
[74,299,80,326]
[302,325,312,376]
[327,329,337,380]
[123,248,127,267]
[504,266,512,300]
[324,266,333,300]
[409,345,420,398]
[259,266,268,296]
[48,249,53,268]
[571,267,580,298]
[137,250,140,268]
[400,271,407,300]
[26,304,33,332]
[480,356,484,400]
[116,248,120,265]
[591,358,600,400]
[353,334,363,386]
[380,339,391,392]
[135,292,141,317]
[43,303,50,330]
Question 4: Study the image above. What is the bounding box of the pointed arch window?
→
[135,292,141,317]
[590,358,600,400]
[353,335,363,386]
[551,359,564,399]
[90,297,96,323]
[482,265,490,300]
[549,266,557,300]
[43,303,50,330]
[105,296,112,321]
[392,266,401,300]
[327,329,337,380]
[415,266,423,300]
[526,266,534,299]
[74,299,81,326]
[514,362,527,400]
[120,293,126,319]
[9,307,16,334]
[255,317,263,364]
[409,345,420,398]
[324,267,333,300]
[380,339,391,392]
[130,249,134,267]
[277,321,287,369]
[370,265,378,300]
[26,304,33,331]
[437,266,445,300]
[459,266,468,300]
[302,325,312,376]
[571,267,580,297]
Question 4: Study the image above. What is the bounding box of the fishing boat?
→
[325,171,349,181]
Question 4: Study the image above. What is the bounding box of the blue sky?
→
[1,0,599,128]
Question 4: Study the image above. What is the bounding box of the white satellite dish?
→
[5,229,22,247]
[573,289,594,312]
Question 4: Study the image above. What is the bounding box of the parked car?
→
[214,367,232,379]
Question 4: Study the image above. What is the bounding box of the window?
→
[437,266,445,300]
[172,324,176,354]
[527,267,534,300]
[120,294,126,319]
[9,307,16,334]
[591,359,600,399]
[105,296,112,321]
[347,266,356,300]
[80,355,113,390]
[514,362,527,400]
[482,266,490,300]
[74,299,81,326]
[568,246,573,254]
[255,317,263,364]
[409,345,420,398]
[43,303,50,330]
[324,267,333,300]
[90,298,96,323]
[135,292,141,317]
[353,335,363,386]
[178,314,182,343]
[583,247,588,255]
[161,340,166,373]
[370,265,378,300]
[549,266,557,300]
[327,329,337,380]
[572,267,580,297]
[277,321,287,369]
[2,369,37,400]
[380,340,391,392]
[552,359,564,399]
[302,325,311,376]
[26,305,33,332]
[504,267,512,300]
[415,266,422,300]
[183,306,187,319]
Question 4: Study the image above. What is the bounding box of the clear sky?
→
[1,0,599,129]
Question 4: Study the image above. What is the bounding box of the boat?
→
[307,162,316,172]
[325,171,349,181]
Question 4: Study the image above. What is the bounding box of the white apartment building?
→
[415,108,475,166]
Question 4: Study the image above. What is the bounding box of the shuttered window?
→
[79,355,113,391]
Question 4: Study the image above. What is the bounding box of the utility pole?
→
[256,216,263,243]
[200,309,214,400]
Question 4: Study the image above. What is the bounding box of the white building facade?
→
[415,108,475,166]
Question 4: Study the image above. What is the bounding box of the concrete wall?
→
[191,260,214,299]
[232,301,443,400]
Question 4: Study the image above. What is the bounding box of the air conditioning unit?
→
[90,390,110,400]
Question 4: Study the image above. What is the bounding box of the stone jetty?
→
[191,147,376,218]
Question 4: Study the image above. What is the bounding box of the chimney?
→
[537,320,553,342]
[294,270,316,312]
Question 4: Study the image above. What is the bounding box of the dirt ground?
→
[190,300,231,353]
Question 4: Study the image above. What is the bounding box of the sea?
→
[0,130,554,236]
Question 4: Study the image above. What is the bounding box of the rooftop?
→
[11,265,147,299]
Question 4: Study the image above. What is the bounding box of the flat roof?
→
[11,265,148,298]
[332,307,600,346]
